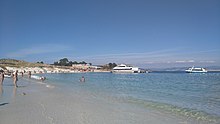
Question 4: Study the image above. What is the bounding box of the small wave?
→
[46,85,55,89]
[22,77,55,89]
[126,97,220,123]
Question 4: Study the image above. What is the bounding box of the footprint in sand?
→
[80,112,90,124]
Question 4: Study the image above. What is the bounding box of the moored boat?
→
[112,64,146,73]
[185,66,207,73]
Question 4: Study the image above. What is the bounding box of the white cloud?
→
[199,60,215,63]
[74,48,181,62]
[73,48,220,65]
[175,60,195,63]
[188,60,195,63]
[6,44,71,58]
[175,60,186,63]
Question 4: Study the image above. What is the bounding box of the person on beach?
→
[21,72,24,77]
[28,71,31,78]
[13,70,18,87]
[40,76,46,81]
[0,85,3,97]
[0,72,4,85]
[80,76,85,82]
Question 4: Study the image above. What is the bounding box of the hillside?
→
[0,59,49,68]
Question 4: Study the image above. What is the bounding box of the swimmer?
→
[80,76,85,82]
[40,76,46,81]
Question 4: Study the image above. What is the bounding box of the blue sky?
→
[0,0,219,68]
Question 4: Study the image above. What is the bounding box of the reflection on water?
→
[0,85,3,97]
[0,78,20,102]
[13,86,17,97]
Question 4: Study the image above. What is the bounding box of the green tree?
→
[54,61,59,65]
[53,58,89,66]
[67,61,73,66]
[59,58,69,66]
[112,63,117,68]
[72,61,78,64]
[79,61,87,64]
[102,63,117,70]
[108,63,113,69]
[37,61,44,64]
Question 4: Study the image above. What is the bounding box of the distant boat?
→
[31,75,46,80]
[4,75,12,78]
[112,64,146,73]
[185,66,207,73]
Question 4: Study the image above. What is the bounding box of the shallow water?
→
[1,72,220,123]
[39,72,220,122]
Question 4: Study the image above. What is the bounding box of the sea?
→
[1,72,220,123]
[41,72,220,122]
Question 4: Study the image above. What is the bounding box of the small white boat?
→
[31,75,46,80]
[4,75,12,78]
[185,66,207,73]
[112,64,145,73]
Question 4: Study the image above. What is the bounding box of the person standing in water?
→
[28,71,31,78]
[13,70,18,87]
[0,72,4,85]
[80,76,85,82]
[21,71,24,77]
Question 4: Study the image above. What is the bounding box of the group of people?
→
[0,70,33,87]
[1,70,85,87]
[0,70,20,87]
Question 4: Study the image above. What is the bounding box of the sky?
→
[0,0,220,68]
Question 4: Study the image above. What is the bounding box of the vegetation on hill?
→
[37,61,44,64]
[0,58,118,72]
[53,58,89,66]
[101,63,117,70]
[0,59,48,68]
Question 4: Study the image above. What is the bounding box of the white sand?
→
[0,78,216,124]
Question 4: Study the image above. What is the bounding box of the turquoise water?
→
[2,72,219,122]
[41,72,220,122]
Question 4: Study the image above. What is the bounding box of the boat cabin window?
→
[193,68,203,71]
[119,66,126,67]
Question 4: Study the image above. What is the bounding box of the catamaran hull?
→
[185,70,207,73]
[111,70,140,73]
[185,67,207,73]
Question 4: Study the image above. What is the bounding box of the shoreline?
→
[1,66,110,75]
[0,77,219,124]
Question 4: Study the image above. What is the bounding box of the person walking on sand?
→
[13,70,18,87]
[0,72,4,85]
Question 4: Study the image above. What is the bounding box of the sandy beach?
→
[0,76,219,124]
[1,0,220,123]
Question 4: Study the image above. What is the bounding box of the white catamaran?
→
[185,66,207,73]
[112,64,146,73]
